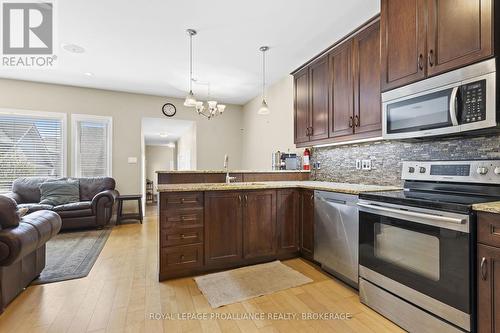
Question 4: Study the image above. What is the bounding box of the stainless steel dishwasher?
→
[314,190,359,288]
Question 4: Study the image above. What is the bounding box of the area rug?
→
[194,260,313,308]
[31,226,113,285]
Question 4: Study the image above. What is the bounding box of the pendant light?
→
[184,29,197,107]
[258,46,270,115]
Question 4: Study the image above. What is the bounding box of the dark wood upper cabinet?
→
[427,0,493,76]
[300,190,314,260]
[309,58,330,141]
[277,189,300,254]
[294,67,310,144]
[243,190,277,259]
[354,21,382,134]
[381,0,426,91]
[329,41,354,138]
[205,192,243,267]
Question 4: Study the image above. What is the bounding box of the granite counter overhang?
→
[156,181,401,195]
[155,170,311,174]
[473,202,500,214]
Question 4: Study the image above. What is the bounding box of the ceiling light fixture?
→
[183,29,197,107]
[159,132,169,138]
[258,46,270,115]
[62,43,85,54]
[183,29,226,120]
[84,72,94,77]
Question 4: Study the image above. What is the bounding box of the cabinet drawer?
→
[161,209,203,229]
[161,192,204,210]
[161,227,203,247]
[478,212,500,248]
[160,244,203,272]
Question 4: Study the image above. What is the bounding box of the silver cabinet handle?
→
[480,257,488,281]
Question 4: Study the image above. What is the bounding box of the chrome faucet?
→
[224,154,236,184]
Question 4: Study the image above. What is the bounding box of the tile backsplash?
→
[311,134,500,186]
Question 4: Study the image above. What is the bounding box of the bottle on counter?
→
[303,148,311,170]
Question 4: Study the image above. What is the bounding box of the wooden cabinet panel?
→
[300,190,314,259]
[381,0,426,91]
[205,192,243,266]
[161,192,203,210]
[160,244,203,273]
[329,41,354,138]
[477,243,500,333]
[243,190,277,259]
[277,190,300,254]
[309,58,330,141]
[294,67,310,144]
[160,227,203,248]
[427,0,492,76]
[161,208,203,229]
[478,212,500,248]
[354,21,382,135]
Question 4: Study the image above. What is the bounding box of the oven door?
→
[358,200,471,331]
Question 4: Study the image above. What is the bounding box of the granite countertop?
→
[473,202,500,214]
[155,170,310,174]
[156,181,400,195]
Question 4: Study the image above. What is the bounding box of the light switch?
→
[128,157,138,164]
[361,160,372,170]
[355,160,362,170]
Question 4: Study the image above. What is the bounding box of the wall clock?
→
[162,103,176,117]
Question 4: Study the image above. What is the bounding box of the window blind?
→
[0,114,64,192]
[75,119,111,177]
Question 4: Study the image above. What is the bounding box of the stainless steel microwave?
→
[382,58,497,140]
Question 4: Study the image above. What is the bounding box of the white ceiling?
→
[0,0,380,105]
[142,117,194,145]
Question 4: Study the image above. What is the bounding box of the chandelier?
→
[183,29,226,120]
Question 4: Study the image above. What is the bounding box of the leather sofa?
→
[4,177,118,231]
[0,195,61,312]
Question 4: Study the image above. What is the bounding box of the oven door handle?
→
[449,86,459,126]
[357,203,466,225]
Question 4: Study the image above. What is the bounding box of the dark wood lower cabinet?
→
[205,192,243,267]
[300,190,314,260]
[159,189,315,280]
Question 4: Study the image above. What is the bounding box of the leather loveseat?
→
[4,177,118,231]
[0,195,61,312]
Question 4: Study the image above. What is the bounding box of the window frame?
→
[71,114,113,178]
[0,108,68,189]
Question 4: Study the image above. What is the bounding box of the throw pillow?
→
[39,179,80,206]
[17,207,29,218]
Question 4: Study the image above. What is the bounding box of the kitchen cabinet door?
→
[205,192,243,266]
[477,243,500,333]
[427,0,493,76]
[381,0,426,91]
[294,67,310,144]
[300,190,314,259]
[353,20,382,135]
[309,57,330,141]
[243,190,277,259]
[329,41,354,138]
[277,189,300,254]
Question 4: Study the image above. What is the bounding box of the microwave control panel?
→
[461,79,486,124]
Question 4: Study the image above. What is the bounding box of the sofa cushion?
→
[55,206,93,218]
[12,177,54,204]
[0,196,20,229]
[79,177,115,201]
[53,201,91,211]
[17,203,54,213]
[39,179,80,206]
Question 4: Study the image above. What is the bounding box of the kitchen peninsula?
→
[156,179,399,280]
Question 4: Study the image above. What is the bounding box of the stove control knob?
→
[408,167,415,173]
[477,167,489,175]
[494,167,500,175]
[419,167,426,174]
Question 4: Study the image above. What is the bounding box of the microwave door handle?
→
[357,203,466,225]
[449,86,459,126]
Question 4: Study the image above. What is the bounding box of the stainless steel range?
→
[358,160,500,333]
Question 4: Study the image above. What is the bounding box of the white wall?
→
[145,145,174,193]
[241,75,299,170]
[0,78,243,195]
[176,123,197,170]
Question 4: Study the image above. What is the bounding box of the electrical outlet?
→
[361,159,372,170]
[355,160,362,170]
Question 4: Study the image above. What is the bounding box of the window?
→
[72,114,112,177]
[0,109,66,192]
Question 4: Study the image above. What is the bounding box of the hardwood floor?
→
[0,205,404,333]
